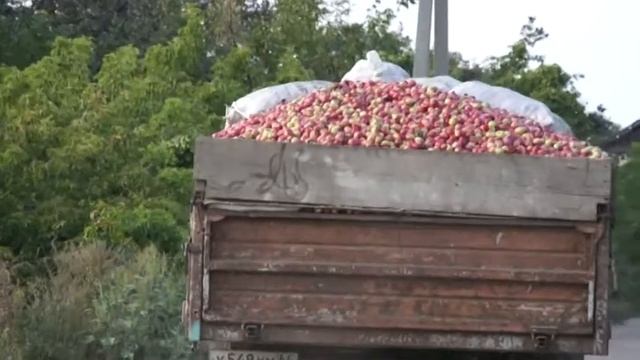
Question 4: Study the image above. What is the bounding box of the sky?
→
[348,0,640,127]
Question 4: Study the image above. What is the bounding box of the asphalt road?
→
[587,318,640,360]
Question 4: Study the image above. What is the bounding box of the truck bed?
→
[184,137,613,357]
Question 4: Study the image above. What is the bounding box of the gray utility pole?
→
[412,0,449,77]
[413,0,433,77]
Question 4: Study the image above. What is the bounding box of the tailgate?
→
[197,212,605,353]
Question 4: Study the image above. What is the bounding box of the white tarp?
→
[223,50,572,134]
[411,75,461,91]
[224,80,334,127]
[341,50,410,83]
[450,81,572,134]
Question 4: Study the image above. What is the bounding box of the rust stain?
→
[192,209,608,355]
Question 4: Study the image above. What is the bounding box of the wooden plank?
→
[202,325,597,354]
[210,273,587,303]
[204,291,591,334]
[206,208,585,227]
[209,260,594,284]
[185,201,205,342]
[209,215,596,275]
[212,242,589,272]
[194,137,611,221]
[594,221,611,355]
[213,217,588,254]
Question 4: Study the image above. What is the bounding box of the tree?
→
[208,0,413,87]
[453,17,620,142]
[0,5,220,259]
[2,243,192,359]
[31,0,187,62]
[0,1,54,68]
[611,143,640,314]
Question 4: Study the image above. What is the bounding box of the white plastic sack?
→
[225,80,334,127]
[341,50,409,83]
[411,75,461,91]
[224,53,572,135]
[450,81,573,134]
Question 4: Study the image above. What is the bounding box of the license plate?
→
[209,350,299,360]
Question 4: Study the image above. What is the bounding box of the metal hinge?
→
[530,326,557,350]
[242,323,263,340]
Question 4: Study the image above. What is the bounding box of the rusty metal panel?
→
[198,211,606,354]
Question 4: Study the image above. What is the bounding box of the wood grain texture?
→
[205,291,591,334]
[211,273,587,303]
[203,325,597,354]
[212,242,589,271]
[184,201,205,342]
[194,137,612,221]
[212,217,588,253]
[208,260,594,284]
[203,214,598,338]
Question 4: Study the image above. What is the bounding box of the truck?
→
[183,136,614,360]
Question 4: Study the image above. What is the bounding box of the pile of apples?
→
[214,80,605,159]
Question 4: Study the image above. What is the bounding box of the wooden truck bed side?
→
[184,137,613,357]
[193,138,610,221]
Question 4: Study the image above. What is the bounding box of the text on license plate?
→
[209,350,298,360]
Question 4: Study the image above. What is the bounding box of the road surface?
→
[587,318,640,360]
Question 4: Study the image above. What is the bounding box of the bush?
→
[2,243,192,360]
[87,246,192,360]
[611,143,640,317]
[0,6,221,260]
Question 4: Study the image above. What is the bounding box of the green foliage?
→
[144,5,207,80]
[612,143,640,314]
[0,5,221,259]
[2,243,192,360]
[6,243,119,359]
[0,36,95,257]
[275,47,314,83]
[210,45,262,105]
[32,0,186,61]
[454,17,620,142]
[87,246,191,359]
[207,0,413,87]
[0,2,54,68]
